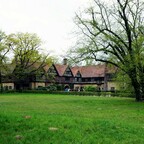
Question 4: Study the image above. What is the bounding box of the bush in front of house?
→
[56,84,65,91]
[46,84,57,91]
[1,89,134,98]
[35,84,57,91]
[84,86,99,92]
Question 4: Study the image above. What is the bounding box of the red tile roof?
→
[71,64,117,78]
[43,65,50,72]
[54,64,68,76]
[71,66,80,77]
[52,63,117,77]
[81,65,105,77]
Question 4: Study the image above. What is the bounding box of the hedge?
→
[0,90,134,98]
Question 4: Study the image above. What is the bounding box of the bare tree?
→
[70,0,144,101]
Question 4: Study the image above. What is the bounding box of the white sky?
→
[0,0,90,58]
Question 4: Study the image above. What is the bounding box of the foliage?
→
[8,32,49,67]
[35,85,57,91]
[56,84,64,91]
[1,89,133,98]
[0,93,144,143]
[84,85,98,92]
[114,69,134,93]
[6,32,53,90]
[69,0,144,101]
[0,31,10,92]
[46,84,57,91]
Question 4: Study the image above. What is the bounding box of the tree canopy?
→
[0,31,10,91]
[8,32,48,71]
[0,31,56,90]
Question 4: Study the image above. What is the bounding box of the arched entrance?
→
[64,85,70,91]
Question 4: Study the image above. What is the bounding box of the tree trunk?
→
[131,77,143,102]
[0,72,3,92]
[134,86,142,102]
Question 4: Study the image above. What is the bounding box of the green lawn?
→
[0,93,144,144]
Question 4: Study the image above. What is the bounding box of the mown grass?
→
[0,93,144,144]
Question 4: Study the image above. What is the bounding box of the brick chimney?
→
[63,58,68,65]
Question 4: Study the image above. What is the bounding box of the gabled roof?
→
[54,64,68,76]
[71,66,80,77]
[43,65,50,72]
[24,62,52,73]
[2,61,117,78]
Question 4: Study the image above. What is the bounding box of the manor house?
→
[1,59,118,91]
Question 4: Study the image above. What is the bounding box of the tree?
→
[7,32,52,90]
[0,31,10,92]
[69,0,144,101]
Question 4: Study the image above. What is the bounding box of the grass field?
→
[0,93,144,144]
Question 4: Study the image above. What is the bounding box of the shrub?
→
[84,86,98,92]
[56,84,65,91]
[46,84,57,91]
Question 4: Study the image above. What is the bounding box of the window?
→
[78,78,82,82]
[88,78,91,82]
[91,78,94,82]
[111,87,115,91]
[48,67,57,75]
[82,79,85,82]
[65,77,70,81]
[75,78,78,82]
[4,86,8,90]
[9,86,12,90]
[75,78,81,82]
[64,68,72,76]
[76,72,81,77]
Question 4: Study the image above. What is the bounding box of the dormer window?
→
[64,68,72,76]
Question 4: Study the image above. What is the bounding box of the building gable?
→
[63,67,73,77]
[48,65,58,76]
[75,71,81,77]
[53,64,67,76]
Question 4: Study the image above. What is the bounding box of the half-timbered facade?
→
[71,64,118,91]
[46,64,74,90]
[1,61,118,91]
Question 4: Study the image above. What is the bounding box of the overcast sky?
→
[0,0,90,58]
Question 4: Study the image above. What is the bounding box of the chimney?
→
[63,58,68,65]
